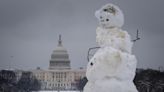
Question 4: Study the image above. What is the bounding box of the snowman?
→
[84,3,138,92]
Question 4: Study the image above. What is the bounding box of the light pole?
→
[58,80,60,92]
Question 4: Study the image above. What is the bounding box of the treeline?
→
[0,69,164,92]
[0,70,41,92]
[76,69,164,92]
[134,69,164,92]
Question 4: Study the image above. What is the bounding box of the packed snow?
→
[84,3,138,92]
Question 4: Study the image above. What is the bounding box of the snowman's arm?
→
[132,29,140,42]
[87,47,100,62]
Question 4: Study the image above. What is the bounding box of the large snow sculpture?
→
[84,3,138,92]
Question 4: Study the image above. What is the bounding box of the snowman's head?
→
[86,48,122,82]
[95,3,124,28]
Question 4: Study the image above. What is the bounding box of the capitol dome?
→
[49,35,71,70]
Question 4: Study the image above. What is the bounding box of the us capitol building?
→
[15,35,86,90]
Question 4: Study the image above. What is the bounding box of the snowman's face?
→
[95,3,124,28]
[86,48,122,82]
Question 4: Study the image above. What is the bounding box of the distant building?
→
[49,35,71,70]
[17,35,86,90]
[32,68,85,90]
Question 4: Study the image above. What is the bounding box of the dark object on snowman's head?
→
[103,6,116,15]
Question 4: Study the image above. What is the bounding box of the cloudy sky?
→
[0,0,164,70]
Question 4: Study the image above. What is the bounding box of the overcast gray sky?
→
[0,0,164,70]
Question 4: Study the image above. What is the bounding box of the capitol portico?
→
[25,35,86,90]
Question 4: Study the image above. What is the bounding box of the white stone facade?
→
[23,35,86,90]
[31,69,86,90]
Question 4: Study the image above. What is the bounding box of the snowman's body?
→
[84,3,138,92]
[96,27,133,53]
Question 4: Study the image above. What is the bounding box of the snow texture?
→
[84,3,138,92]
[96,27,133,53]
[95,3,124,29]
